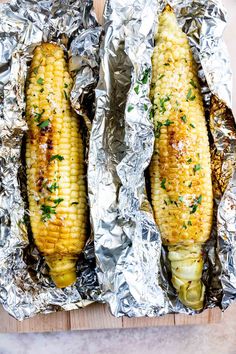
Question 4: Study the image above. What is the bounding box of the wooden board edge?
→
[174,308,223,326]
[93,0,105,24]
[0,305,223,333]
[123,314,175,328]
[0,307,71,333]
[70,303,122,330]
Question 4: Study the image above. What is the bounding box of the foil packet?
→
[89,0,236,316]
[0,0,102,320]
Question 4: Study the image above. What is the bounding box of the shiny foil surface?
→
[89,0,236,316]
[0,0,101,320]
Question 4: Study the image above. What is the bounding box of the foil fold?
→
[89,0,236,316]
[0,0,101,320]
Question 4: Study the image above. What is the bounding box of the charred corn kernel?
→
[26,43,87,288]
[149,6,213,310]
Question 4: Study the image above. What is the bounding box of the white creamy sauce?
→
[33,191,40,202]
[47,93,60,112]
[182,194,196,207]
[172,141,184,151]
[40,144,48,151]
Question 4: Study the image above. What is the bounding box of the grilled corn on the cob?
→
[26,43,87,288]
[149,6,213,310]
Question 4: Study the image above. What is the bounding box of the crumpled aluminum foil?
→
[0,0,102,320]
[89,0,236,316]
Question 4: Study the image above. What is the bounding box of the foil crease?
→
[89,0,236,316]
[0,0,101,320]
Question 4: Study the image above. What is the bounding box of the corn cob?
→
[149,6,213,310]
[25,43,87,288]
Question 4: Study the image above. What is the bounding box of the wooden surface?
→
[94,0,105,23]
[0,0,224,332]
[0,304,223,333]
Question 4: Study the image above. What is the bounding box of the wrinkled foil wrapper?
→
[0,0,102,320]
[89,0,236,316]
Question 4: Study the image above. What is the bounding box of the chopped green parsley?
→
[163,119,174,126]
[54,198,64,205]
[155,121,163,138]
[140,68,150,84]
[47,182,59,193]
[37,119,50,129]
[193,164,201,174]
[37,77,44,85]
[34,109,45,122]
[190,79,197,88]
[186,88,196,101]
[41,204,56,221]
[158,74,165,80]
[33,66,39,75]
[181,115,187,123]
[127,105,134,112]
[160,178,166,190]
[159,96,170,114]
[64,90,68,100]
[190,195,202,214]
[134,85,139,94]
[50,155,64,162]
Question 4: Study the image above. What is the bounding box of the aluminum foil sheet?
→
[89,0,236,316]
[0,0,101,320]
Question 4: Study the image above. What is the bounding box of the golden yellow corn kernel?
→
[26,43,87,288]
[149,6,213,310]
